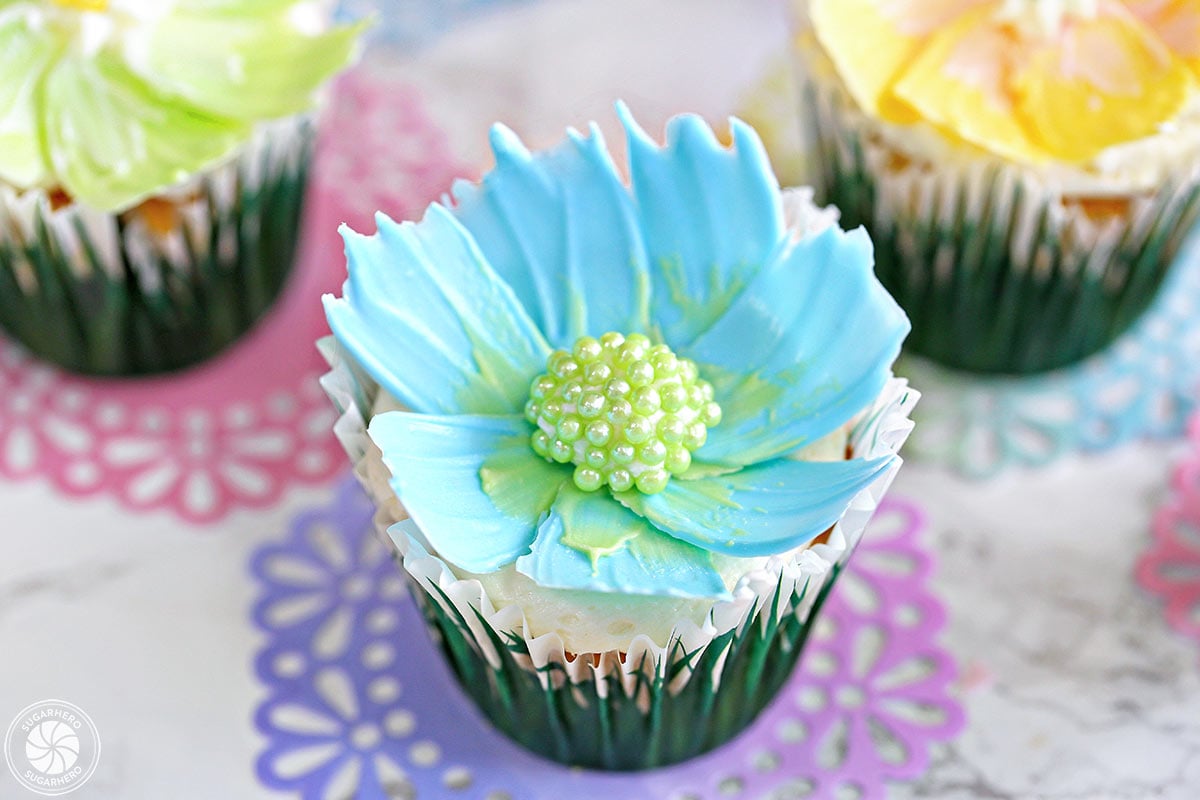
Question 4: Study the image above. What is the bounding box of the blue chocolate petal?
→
[324,204,551,416]
[449,122,651,348]
[369,412,565,573]
[515,482,728,599]
[618,102,785,347]
[617,455,894,557]
[685,225,909,466]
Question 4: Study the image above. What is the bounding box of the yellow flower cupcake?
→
[798,0,1200,373]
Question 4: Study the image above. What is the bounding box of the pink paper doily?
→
[1137,413,1200,649]
[0,69,470,523]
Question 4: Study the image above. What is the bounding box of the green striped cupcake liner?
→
[802,77,1200,375]
[0,117,313,376]
[408,550,843,771]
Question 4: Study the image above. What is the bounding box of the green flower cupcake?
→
[0,0,363,374]
[321,107,917,769]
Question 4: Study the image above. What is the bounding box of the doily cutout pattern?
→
[251,476,965,800]
[1137,413,1200,652]
[884,207,1200,479]
[0,69,468,523]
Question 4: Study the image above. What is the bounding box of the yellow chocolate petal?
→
[1122,0,1200,77]
[810,0,995,121]
[1013,11,1194,161]
[809,0,919,121]
[892,7,1046,162]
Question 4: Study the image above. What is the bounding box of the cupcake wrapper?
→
[802,72,1200,375]
[0,117,314,375]
[320,335,918,769]
[404,532,846,770]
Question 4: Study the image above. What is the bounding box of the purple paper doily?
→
[250,476,965,800]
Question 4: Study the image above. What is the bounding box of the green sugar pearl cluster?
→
[525,332,722,494]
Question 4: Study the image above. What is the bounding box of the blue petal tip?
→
[488,123,528,162]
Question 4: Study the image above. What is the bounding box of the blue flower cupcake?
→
[321,106,917,769]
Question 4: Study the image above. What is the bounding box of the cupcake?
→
[0,0,363,375]
[797,0,1200,374]
[320,105,917,769]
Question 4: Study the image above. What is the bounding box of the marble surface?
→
[899,446,1200,800]
[3,0,1200,798]
[4,445,1199,798]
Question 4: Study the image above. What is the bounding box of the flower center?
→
[49,0,108,11]
[525,332,721,495]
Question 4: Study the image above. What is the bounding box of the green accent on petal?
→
[370,412,555,573]
[618,105,785,348]
[706,363,789,422]
[513,482,727,598]
[658,255,754,346]
[696,361,845,465]
[621,470,738,519]
[553,483,642,567]
[678,461,742,480]
[681,225,908,465]
[623,523,711,579]
[448,121,652,348]
[43,48,248,210]
[479,433,566,525]
[461,318,547,415]
[617,456,893,557]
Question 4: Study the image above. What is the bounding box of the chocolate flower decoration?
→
[0,0,362,210]
[324,106,909,599]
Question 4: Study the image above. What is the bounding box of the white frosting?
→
[994,0,1100,36]
[864,97,1200,197]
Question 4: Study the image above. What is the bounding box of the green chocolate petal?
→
[0,12,56,188]
[43,48,247,210]
[135,11,364,121]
